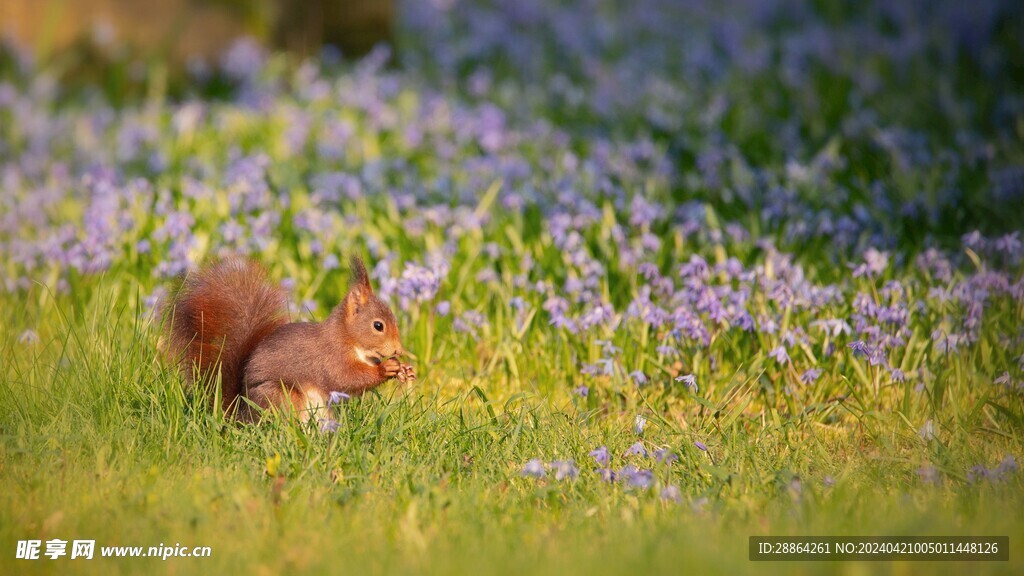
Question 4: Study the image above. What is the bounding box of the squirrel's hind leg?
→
[240,381,327,424]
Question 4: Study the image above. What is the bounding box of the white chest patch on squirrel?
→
[354,347,379,367]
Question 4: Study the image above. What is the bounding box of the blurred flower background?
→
[3,1,1022,396]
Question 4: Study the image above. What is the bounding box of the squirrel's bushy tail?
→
[164,258,288,412]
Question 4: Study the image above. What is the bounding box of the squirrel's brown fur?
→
[163,256,413,422]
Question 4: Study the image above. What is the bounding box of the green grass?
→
[1,277,1022,576]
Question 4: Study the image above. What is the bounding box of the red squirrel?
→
[163,256,415,422]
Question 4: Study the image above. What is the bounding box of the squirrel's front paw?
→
[397,363,417,383]
[379,357,402,379]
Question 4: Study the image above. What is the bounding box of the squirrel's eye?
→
[373,321,385,332]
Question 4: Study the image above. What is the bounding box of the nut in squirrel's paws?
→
[396,362,416,383]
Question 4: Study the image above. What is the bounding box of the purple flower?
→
[629,370,648,385]
[800,368,822,384]
[653,448,678,464]
[966,456,1017,484]
[625,441,648,458]
[848,340,870,356]
[589,446,610,466]
[144,287,168,315]
[634,415,647,435]
[996,455,1018,476]
[577,302,618,332]
[521,459,546,478]
[675,374,697,392]
[813,319,853,337]
[694,441,708,452]
[918,420,936,441]
[660,485,682,502]
[548,307,581,330]
[852,248,889,278]
[868,347,888,367]
[967,465,990,483]
[454,311,487,335]
[328,391,351,405]
[435,301,451,316]
[18,329,40,345]
[619,465,654,489]
[573,385,589,397]
[931,331,963,355]
[552,460,579,481]
[788,478,803,500]
[319,418,340,433]
[731,312,756,332]
[596,340,622,356]
[397,262,442,305]
[220,37,266,81]
[993,232,1021,257]
[917,465,941,485]
[962,230,986,251]
[581,358,615,377]
[655,345,678,357]
[769,345,790,365]
[629,195,661,227]
[596,468,616,483]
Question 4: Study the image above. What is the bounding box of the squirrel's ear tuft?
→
[344,256,372,317]
[350,256,372,292]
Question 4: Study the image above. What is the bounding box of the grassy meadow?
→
[2,0,1024,574]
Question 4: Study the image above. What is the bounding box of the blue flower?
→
[660,485,682,502]
[397,262,442,304]
[520,459,546,478]
[918,420,936,441]
[552,460,579,481]
[916,465,941,485]
[624,441,648,458]
[800,368,822,384]
[328,391,351,405]
[675,374,697,392]
[966,456,1017,484]
[634,415,647,435]
[619,465,653,489]
[589,446,610,466]
[653,448,678,464]
[851,248,889,278]
[848,341,870,356]
[769,346,790,365]
[319,418,340,433]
